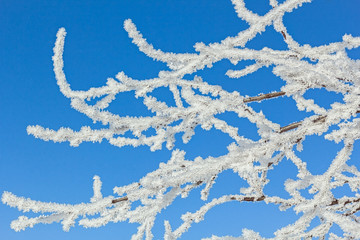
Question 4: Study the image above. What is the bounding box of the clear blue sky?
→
[1,0,360,239]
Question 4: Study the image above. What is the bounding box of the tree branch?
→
[230,195,266,202]
[243,91,285,103]
[112,196,128,204]
[280,115,326,133]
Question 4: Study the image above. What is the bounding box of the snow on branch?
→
[3,0,360,239]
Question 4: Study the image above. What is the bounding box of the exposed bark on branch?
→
[230,195,266,201]
[112,196,128,204]
[280,115,326,133]
[243,91,285,103]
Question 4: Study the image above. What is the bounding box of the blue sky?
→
[1,0,360,239]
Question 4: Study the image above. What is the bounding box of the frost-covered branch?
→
[3,0,360,239]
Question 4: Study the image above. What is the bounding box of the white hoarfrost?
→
[3,0,360,239]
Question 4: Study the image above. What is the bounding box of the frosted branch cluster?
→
[3,0,360,239]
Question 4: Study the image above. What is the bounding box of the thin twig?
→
[230,195,266,201]
[112,196,128,204]
[280,115,326,133]
[243,91,285,103]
